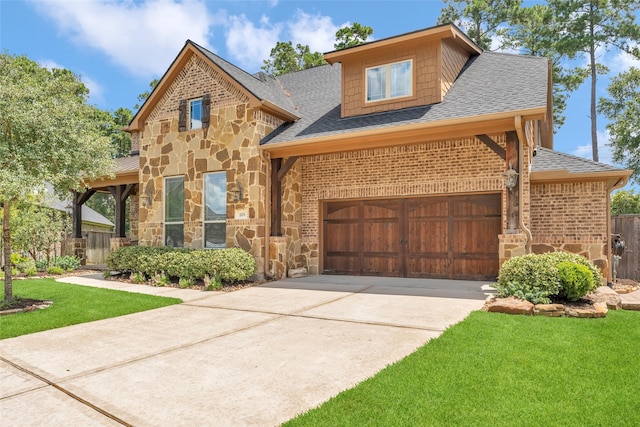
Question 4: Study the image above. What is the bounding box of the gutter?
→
[515,116,532,253]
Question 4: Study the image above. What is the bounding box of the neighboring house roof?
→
[531,147,631,184]
[262,52,549,147]
[41,188,114,228]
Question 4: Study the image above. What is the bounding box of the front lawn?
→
[1,279,181,339]
[285,310,640,426]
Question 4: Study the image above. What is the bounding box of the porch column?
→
[72,189,96,238]
[107,184,136,238]
[505,131,520,233]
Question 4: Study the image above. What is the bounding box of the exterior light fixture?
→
[140,192,152,208]
[502,167,519,190]
[65,202,73,217]
[230,182,243,202]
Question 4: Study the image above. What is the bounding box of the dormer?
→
[324,23,481,118]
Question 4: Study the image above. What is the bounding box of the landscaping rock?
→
[486,297,534,315]
[565,305,606,318]
[288,267,308,278]
[584,286,622,310]
[620,290,640,311]
[534,304,565,317]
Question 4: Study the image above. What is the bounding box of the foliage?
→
[599,67,640,184]
[551,0,640,162]
[496,252,601,303]
[134,79,159,111]
[0,279,181,338]
[611,189,640,215]
[284,310,640,426]
[261,41,326,76]
[437,0,523,50]
[334,23,374,50]
[106,246,256,284]
[130,272,146,284]
[11,202,68,265]
[557,261,597,301]
[0,53,114,301]
[54,255,81,272]
[47,266,65,275]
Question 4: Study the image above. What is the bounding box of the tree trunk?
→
[3,199,13,302]
[589,10,599,162]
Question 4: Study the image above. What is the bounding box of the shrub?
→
[24,267,38,277]
[107,246,256,284]
[557,261,596,301]
[179,276,195,288]
[130,272,147,284]
[16,258,36,274]
[150,272,170,287]
[47,266,65,275]
[496,252,601,304]
[35,259,48,272]
[10,253,29,267]
[55,256,81,272]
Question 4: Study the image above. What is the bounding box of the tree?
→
[611,189,640,215]
[134,79,159,110]
[500,4,588,130]
[261,41,325,76]
[11,202,68,266]
[599,67,640,184]
[437,0,522,50]
[551,0,640,162]
[334,22,374,50]
[0,53,114,302]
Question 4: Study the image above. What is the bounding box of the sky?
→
[1,0,638,188]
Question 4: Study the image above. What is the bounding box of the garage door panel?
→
[362,254,401,276]
[325,222,360,252]
[407,256,448,279]
[326,203,360,220]
[364,201,400,219]
[324,255,360,275]
[407,198,448,218]
[408,219,447,253]
[364,221,400,253]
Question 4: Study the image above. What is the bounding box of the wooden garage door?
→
[323,194,501,280]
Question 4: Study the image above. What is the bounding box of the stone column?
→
[498,233,527,268]
[110,237,131,252]
[269,236,289,280]
[129,193,139,243]
[69,237,87,265]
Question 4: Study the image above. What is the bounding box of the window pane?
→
[165,224,184,247]
[204,173,226,221]
[165,176,184,223]
[390,61,411,98]
[366,66,386,101]
[204,223,226,249]
[190,99,202,129]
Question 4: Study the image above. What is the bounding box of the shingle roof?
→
[262,52,549,145]
[113,155,139,174]
[189,41,298,117]
[532,147,624,174]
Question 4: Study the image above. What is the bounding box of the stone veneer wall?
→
[280,157,303,271]
[135,54,283,277]
[299,136,521,274]
[530,181,609,276]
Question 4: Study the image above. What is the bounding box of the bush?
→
[35,259,48,272]
[496,252,601,304]
[47,266,65,275]
[55,256,81,272]
[16,258,36,274]
[107,246,257,284]
[130,272,146,284]
[557,261,596,301]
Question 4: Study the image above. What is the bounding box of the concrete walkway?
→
[0,275,494,426]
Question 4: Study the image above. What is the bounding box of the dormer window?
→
[366,59,413,102]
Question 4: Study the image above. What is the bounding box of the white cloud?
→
[224,14,282,72]
[31,0,214,78]
[572,129,618,166]
[287,10,338,53]
[607,42,640,74]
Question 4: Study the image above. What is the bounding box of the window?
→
[366,59,413,102]
[190,98,202,130]
[203,172,226,249]
[165,176,184,247]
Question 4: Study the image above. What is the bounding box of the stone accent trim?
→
[110,237,131,251]
[498,233,527,267]
[69,238,87,265]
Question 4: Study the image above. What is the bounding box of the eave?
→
[261,108,546,158]
[324,23,481,64]
[530,169,632,187]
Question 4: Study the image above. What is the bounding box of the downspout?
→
[515,116,532,253]
[606,177,628,284]
[260,148,274,279]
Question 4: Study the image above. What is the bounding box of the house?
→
[79,23,630,282]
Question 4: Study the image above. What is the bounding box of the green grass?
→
[1,279,181,339]
[285,310,640,427]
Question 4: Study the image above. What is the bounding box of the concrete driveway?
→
[0,275,493,426]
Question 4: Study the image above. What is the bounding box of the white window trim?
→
[164,176,184,247]
[203,172,226,249]
[365,59,413,103]
[190,98,202,130]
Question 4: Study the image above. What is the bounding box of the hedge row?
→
[496,252,601,304]
[106,246,256,283]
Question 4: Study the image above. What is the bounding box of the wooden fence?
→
[612,215,640,281]
[86,231,114,265]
